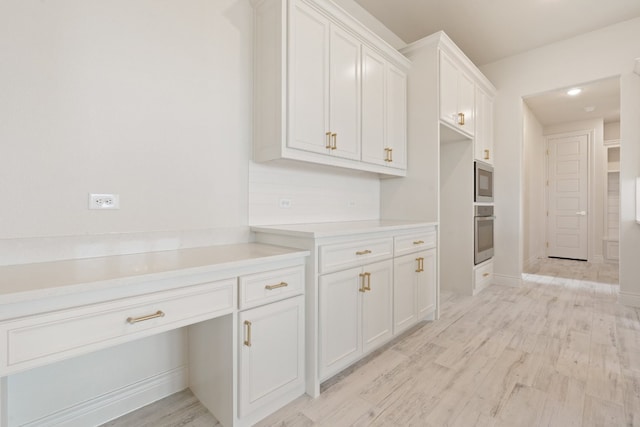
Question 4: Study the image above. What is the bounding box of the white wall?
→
[605,121,621,140]
[522,104,546,270]
[0,0,252,242]
[480,17,640,300]
[0,0,399,422]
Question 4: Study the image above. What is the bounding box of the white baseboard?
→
[23,366,188,427]
[590,255,605,264]
[492,274,522,287]
[618,291,640,308]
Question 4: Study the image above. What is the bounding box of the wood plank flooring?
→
[105,259,639,427]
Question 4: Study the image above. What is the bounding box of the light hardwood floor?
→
[105,259,638,426]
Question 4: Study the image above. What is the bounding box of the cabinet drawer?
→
[394,229,437,256]
[319,238,393,274]
[0,279,235,375]
[474,260,493,295]
[239,265,304,309]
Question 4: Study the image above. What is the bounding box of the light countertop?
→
[251,220,438,238]
[0,243,309,305]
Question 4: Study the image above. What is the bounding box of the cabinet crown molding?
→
[401,30,496,96]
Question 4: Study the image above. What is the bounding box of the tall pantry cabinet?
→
[380,31,496,296]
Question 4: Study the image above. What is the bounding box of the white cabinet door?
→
[475,87,494,164]
[385,64,407,169]
[361,47,386,166]
[458,72,475,136]
[361,260,393,353]
[361,48,407,170]
[393,253,418,334]
[417,249,436,318]
[288,1,329,155]
[439,50,475,136]
[329,25,361,160]
[319,267,361,379]
[238,296,304,418]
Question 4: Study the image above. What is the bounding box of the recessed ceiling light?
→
[567,88,582,96]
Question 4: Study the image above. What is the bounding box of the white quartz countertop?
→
[251,220,438,238]
[0,243,309,305]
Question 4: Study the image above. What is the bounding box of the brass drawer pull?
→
[484,149,490,160]
[356,249,372,255]
[325,131,332,149]
[265,281,288,290]
[413,240,424,245]
[359,273,367,292]
[244,320,252,347]
[363,272,371,291]
[127,310,165,324]
[384,147,393,162]
[458,112,465,125]
[331,133,337,150]
[483,272,490,277]
[415,257,424,273]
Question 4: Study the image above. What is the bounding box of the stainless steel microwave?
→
[475,161,494,203]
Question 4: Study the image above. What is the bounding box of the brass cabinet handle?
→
[484,149,490,160]
[127,310,165,324]
[359,273,367,292]
[483,272,490,277]
[331,133,337,150]
[413,240,424,245]
[265,281,288,290]
[415,257,424,273]
[384,147,393,162]
[458,112,465,125]
[364,272,371,291]
[244,320,252,347]
[356,249,372,255]
[325,131,332,149]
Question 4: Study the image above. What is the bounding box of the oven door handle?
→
[476,216,496,220]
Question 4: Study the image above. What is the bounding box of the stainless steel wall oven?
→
[474,205,494,265]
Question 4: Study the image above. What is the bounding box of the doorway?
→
[522,77,620,284]
[546,131,589,261]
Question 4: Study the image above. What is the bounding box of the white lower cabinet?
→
[319,259,392,380]
[237,266,305,424]
[393,248,437,335]
[253,221,438,396]
[238,295,304,419]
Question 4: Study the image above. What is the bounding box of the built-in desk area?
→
[0,243,308,427]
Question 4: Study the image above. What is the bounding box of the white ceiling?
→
[353,0,640,66]
[353,0,633,126]
[524,77,620,126]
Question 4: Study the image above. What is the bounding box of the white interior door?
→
[547,133,589,260]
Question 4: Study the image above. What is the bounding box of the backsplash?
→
[248,161,380,225]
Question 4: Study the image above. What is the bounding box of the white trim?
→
[619,291,640,308]
[492,273,522,287]
[21,367,188,427]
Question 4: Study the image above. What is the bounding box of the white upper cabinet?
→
[439,50,475,137]
[288,1,330,155]
[328,24,361,160]
[361,47,407,169]
[252,0,410,176]
[475,86,494,164]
